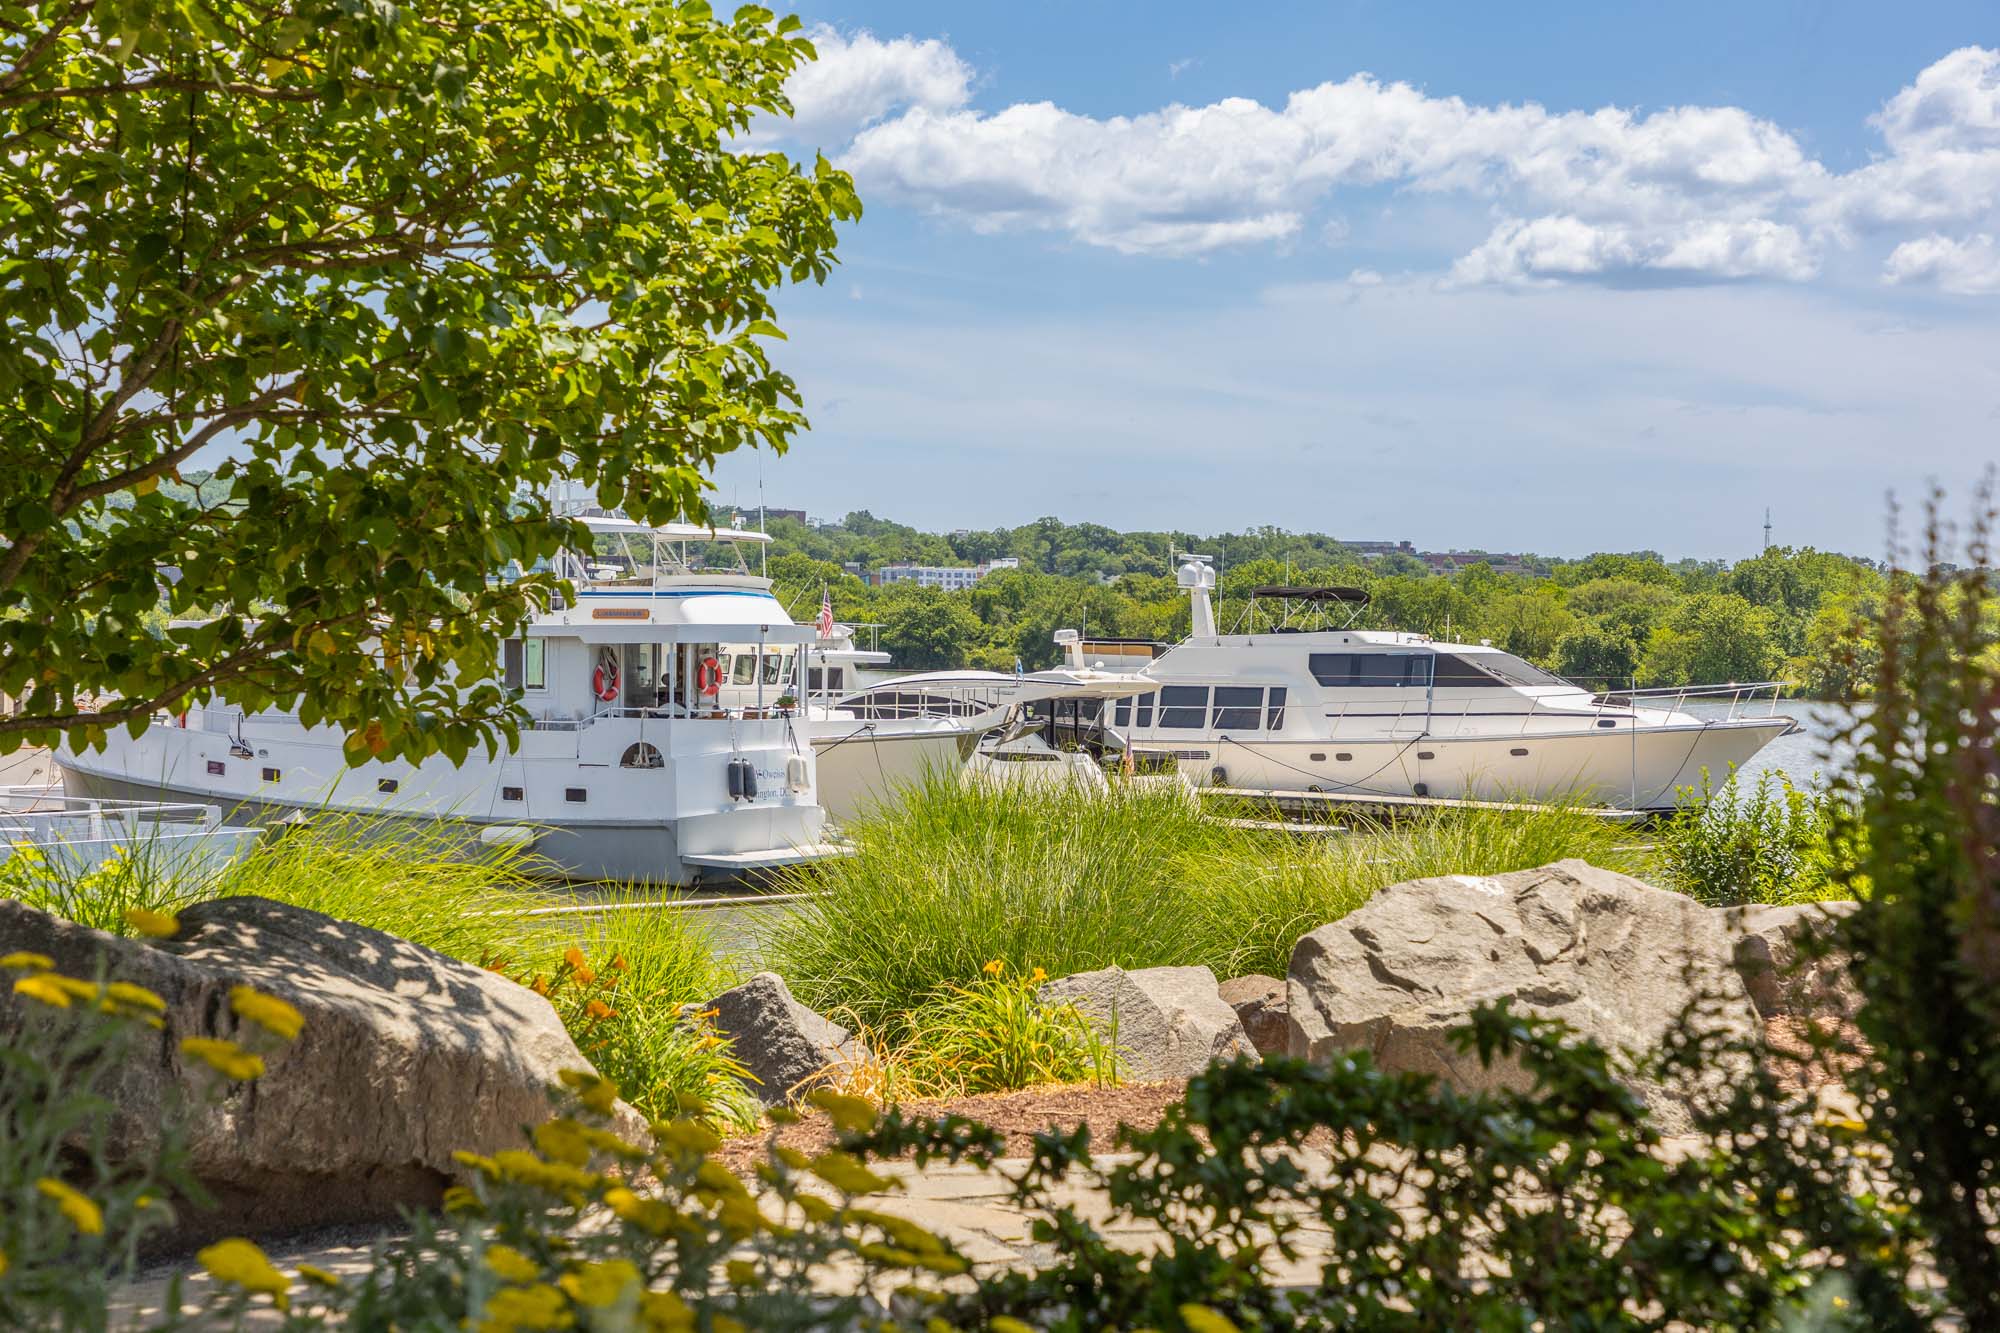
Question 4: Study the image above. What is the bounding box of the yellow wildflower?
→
[533,1118,592,1167]
[297,1263,342,1289]
[478,1282,571,1332]
[557,1258,639,1308]
[1180,1304,1242,1333]
[724,1258,758,1286]
[638,1290,695,1333]
[808,1151,897,1196]
[991,1319,1036,1333]
[180,1036,266,1081]
[555,1068,617,1115]
[490,1149,598,1197]
[808,1089,878,1133]
[123,908,180,938]
[584,999,613,1020]
[651,1118,721,1157]
[1029,966,1048,984]
[603,1185,680,1236]
[13,974,71,1008]
[104,981,166,1013]
[442,1185,483,1214]
[982,959,1005,976]
[36,1177,103,1235]
[0,951,54,971]
[198,1238,290,1309]
[229,985,303,1041]
[484,1244,541,1283]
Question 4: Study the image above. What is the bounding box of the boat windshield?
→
[1475,652,1574,690]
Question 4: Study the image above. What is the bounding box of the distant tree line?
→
[762,513,1910,698]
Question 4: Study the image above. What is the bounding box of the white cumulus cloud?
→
[1883,233,2000,293]
[783,35,2000,291]
[760,27,973,149]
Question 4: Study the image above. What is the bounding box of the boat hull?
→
[810,721,977,823]
[1143,717,1792,811]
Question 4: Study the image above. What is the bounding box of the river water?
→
[1681,698,1858,794]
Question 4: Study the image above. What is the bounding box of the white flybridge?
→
[58,517,841,883]
[1117,555,1795,812]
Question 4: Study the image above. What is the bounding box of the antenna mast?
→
[1763,507,1773,552]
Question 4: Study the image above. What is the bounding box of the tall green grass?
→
[764,775,1648,1037]
[1654,769,1847,906]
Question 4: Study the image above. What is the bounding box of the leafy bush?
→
[1825,486,2000,1324]
[1656,768,1843,906]
[832,961,1120,1100]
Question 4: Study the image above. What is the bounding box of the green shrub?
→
[1656,768,1843,906]
[842,961,1119,1099]
[764,776,1228,1034]
[1826,486,2000,1324]
[503,898,757,1131]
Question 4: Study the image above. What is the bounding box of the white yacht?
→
[1115,558,1795,812]
[58,520,841,883]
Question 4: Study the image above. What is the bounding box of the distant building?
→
[1346,540,1417,560]
[1420,549,1531,576]
[878,557,1019,590]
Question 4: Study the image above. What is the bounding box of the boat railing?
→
[1589,680,1790,722]
[526,705,800,732]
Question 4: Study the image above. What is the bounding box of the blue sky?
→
[714,2,2000,558]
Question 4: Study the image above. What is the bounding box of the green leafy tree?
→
[1638,593,1780,686]
[1555,625,1641,688]
[0,0,858,763]
[878,588,980,671]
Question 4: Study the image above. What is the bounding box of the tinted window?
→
[732,654,757,685]
[502,639,524,690]
[1310,653,1431,687]
[1266,686,1287,730]
[1212,685,1263,731]
[1432,654,1506,688]
[1158,685,1208,729]
[1135,691,1155,727]
[1479,654,1571,689]
[1113,699,1131,726]
[524,638,546,690]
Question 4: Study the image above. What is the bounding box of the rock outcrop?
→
[1217,973,1290,1057]
[1722,900,1861,1018]
[1041,964,1256,1081]
[702,972,862,1105]
[0,896,596,1240]
[1286,860,1761,1132]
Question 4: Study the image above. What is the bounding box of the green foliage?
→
[1826,486,2000,1324]
[767,776,1651,1033]
[1657,769,1843,906]
[503,902,759,1131]
[1639,592,1782,686]
[0,0,859,764]
[856,961,1120,1098]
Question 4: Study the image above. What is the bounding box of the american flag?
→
[816,585,834,638]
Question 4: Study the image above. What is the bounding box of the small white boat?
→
[1116,558,1795,812]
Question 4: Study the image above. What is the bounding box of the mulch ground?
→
[719,1016,1862,1173]
[716,1081,1187,1174]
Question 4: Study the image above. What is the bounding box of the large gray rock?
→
[0,896,598,1240]
[1218,973,1290,1057]
[1722,901,1861,1018]
[1287,860,1761,1132]
[703,972,861,1105]
[1041,964,1256,1081]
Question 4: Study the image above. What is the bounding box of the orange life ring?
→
[592,655,620,702]
[698,657,721,697]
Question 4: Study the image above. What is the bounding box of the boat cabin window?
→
[1211,686,1264,730]
[1310,652,1432,688]
[762,651,790,686]
[730,653,757,686]
[1266,687,1287,729]
[1157,685,1209,729]
[1475,653,1572,689]
[501,638,547,692]
[809,667,846,693]
[1111,692,1158,728]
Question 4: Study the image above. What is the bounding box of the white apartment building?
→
[878,557,1020,590]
